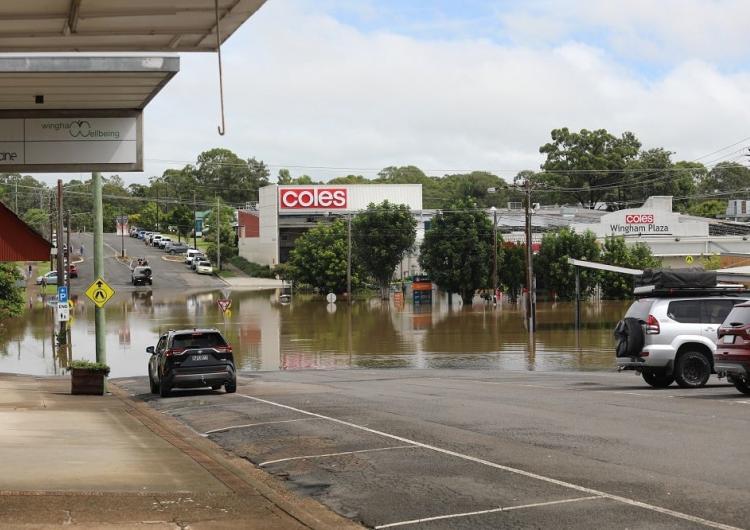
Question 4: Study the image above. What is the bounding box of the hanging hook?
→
[215,0,226,135]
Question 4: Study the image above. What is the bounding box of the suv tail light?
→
[645,314,660,334]
[164,348,185,357]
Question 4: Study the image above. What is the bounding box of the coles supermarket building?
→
[238,184,424,267]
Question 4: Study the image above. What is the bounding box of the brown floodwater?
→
[0,289,631,378]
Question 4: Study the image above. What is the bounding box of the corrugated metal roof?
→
[0,0,266,52]
[0,201,52,261]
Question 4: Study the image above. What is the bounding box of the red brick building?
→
[0,202,52,261]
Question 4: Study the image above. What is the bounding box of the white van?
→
[185,248,203,265]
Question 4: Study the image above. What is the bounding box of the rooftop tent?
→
[0,201,52,261]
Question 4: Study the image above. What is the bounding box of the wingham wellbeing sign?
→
[0,114,141,172]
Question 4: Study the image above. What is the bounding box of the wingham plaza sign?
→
[0,111,142,172]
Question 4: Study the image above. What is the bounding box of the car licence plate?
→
[722,335,736,344]
[192,354,209,361]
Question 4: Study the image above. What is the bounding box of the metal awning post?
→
[575,266,580,330]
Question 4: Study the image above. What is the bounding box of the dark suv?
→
[715,302,750,394]
[147,329,237,397]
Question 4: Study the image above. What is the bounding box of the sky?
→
[39,0,750,186]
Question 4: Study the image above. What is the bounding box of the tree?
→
[624,149,697,209]
[203,199,237,267]
[687,200,727,218]
[287,219,363,293]
[169,205,194,240]
[193,148,270,205]
[0,263,23,319]
[539,128,641,208]
[500,242,526,300]
[419,200,493,304]
[22,208,49,234]
[535,228,600,300]
[699,161,750,197]
[352,201,417,299]
[600,237,661,299]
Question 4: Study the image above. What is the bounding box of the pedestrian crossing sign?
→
[85,277,115,308]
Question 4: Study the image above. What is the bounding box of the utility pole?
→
[120,208,125,258]
[216,196,221,271]
[49,193,54,271]
[155,186,159,232]
[14,180,18,213]
[56,180,66,344]
[347,212,352,303]
[524,179,536,332]
[491,206,498,304]
[93,171,106,367]
[193,192,197,250]
[66,210,71,292]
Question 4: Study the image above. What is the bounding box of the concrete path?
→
[0,373,359,529]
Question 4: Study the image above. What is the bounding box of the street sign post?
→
[56,302,69,322]
[57,285,68,304]
[85,278,115,308]
[217,299,232,313]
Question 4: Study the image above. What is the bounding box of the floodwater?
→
[0,289,630,378]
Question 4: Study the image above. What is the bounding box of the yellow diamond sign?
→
[85,277,115,308]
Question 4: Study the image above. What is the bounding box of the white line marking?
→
[374,496,603,528]
[236,393,741,530]
[259,445,416,467]
[203,418,316,436]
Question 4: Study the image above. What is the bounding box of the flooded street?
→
[0,289,629,378]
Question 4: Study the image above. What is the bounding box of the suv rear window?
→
[666,299,747,324]
[723,306,750,327]
[624,299,654,321]
[171,332,227,350]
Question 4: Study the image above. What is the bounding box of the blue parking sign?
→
[58,286,68,303]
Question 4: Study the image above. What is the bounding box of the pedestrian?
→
[80,244,85,257]
[27,264,32,279]
[40,276,47,291]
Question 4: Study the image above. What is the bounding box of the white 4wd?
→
[615,296,748,388]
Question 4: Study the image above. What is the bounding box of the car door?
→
[701,299,748,340]
[153,335,167,380]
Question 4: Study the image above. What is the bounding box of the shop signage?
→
[610,212,670,234]
[0,114,141,172]
[279,188,347,209]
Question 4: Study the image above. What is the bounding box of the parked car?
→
[147,328,236,397]
[195,260,213,275]
[137,230,146,239]
[185,249,203,264]
[131,266,153,286]
[715,302,750,394]
[36,270,66,285]
[68,264,78,278]
[190,254,206,270]
[158,237,172,249]
[168,242,190,254]
[151,235,163,246]
[615,294,749,388]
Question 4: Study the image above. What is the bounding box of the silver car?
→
[615,295,748,388]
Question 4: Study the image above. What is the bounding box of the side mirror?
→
[146,346,155,354]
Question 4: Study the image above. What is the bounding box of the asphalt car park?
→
[114,368,750,530]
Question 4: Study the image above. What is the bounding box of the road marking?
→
[374,496,604,528]
[236,393,741,530]
[203,418,317,436]
[259,445,416,467]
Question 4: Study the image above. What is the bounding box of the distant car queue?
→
[129,227,214,278]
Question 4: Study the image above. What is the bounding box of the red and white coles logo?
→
[625,213,654,224]
[279,188,347,209]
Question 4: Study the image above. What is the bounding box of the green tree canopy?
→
[352,201,417,298]
[687,200,727,218]
[0,263,24,319]
[600,237,661,299]
[500,242,526,300]
[419,200,493,304]
[539,128,641,208]
[203,199,237,267]
[288,219,363,293]
[535,228,600,300]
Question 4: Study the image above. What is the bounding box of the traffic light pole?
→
[93,171,107,366]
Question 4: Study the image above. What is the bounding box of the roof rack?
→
[635,285,748,297]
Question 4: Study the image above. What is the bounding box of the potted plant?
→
[69,360,110,395]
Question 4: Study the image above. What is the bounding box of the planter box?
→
[70,368,106,395]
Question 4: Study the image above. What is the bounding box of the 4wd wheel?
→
[159,380,171,398]
[641,370,674,388]
[675,350,711,388]
[733,376,750,395]
[149,373,158,394]
[225,379,237,394]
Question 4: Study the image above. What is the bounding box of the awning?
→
[0,0,266,52]
[0,56,179,110]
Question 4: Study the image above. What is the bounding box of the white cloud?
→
[110,0,750,189]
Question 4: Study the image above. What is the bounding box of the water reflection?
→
[0,289,630,378]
